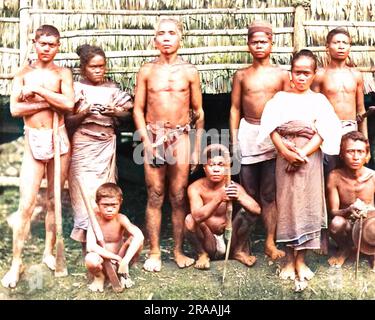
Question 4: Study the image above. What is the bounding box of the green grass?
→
[1,186,375,300]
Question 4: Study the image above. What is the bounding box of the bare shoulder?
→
[57,66,73,78]
[181,61,199,78]
[188,178,205,194]
[138,61,154,76]
[350,67,363,82]
[273,64,288,74]
[315,67,327,80]
[117,213,131,226]
[233,67,248,81]
[327,168,342,185]
[14,65,33,78]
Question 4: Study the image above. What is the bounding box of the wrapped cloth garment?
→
[256,91,342,250]
[238,118,276,165]
[275,121,326,250]
[146,122,191,166]
[24,125,69,161]
[69,128,116,242]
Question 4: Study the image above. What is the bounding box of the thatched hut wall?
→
[0,0,374,96]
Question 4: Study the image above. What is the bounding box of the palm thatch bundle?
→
[0,0,374,95]
[0,0,19,17]
[0,22,19,48]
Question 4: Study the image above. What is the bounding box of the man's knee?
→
[329,216,347,235]
[147,188,165,208]
[169,189,187,208]
[18,197,37,216]
[85,252,103,271]
[185,214,196,232]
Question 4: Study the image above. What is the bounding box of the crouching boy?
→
[85,183,144,292]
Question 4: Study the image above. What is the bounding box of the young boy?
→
[229,20,290,260]
[312,27,367,173]
[327,131,375,269]
[2,25,74,288]
[185,144,261,269]
[85,183,144,292]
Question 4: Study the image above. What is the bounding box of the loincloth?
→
[24,125,69,161]
[213,234,226,259]
[146,122,191,166]
[239,118,276,165]
[341,120,358,135]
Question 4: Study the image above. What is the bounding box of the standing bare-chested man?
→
[229,21,290,260]
[327,131,375,269]
[1,25,74,288]
[133,18,204,272]
[312,27,367,173]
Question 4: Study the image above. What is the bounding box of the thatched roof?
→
[0,0,374,95]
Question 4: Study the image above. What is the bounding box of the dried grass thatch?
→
[0,0,374,95]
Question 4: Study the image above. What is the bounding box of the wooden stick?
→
[76,180,123,293]
[53,112,68,277]
[222,150,233,284]
[355,216,364,280]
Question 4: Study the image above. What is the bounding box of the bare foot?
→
[174,252,194,269]
[194,253,210,270]
[1,264,24,288]
[294,278,308,292]
[279,262,296,280]
[328,249,351,267]
[88,272,105,292]
[232,251,257,267]
[143,253,162,272]
[120,275,134,289]
[265,242,286,260]
[42,254,56,271]
[296,262,314,281]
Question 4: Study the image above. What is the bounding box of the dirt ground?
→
[1,185,375,301]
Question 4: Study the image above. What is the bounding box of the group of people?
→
[1,17,374,293]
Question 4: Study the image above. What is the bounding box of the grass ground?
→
[1,185,375,300]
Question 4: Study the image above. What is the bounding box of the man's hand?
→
[349,199,368,219]
[225,182,240,201]
[20,85,39,100]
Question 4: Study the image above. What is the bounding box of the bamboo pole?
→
[2,65,375,81]
[51,27,294,39]
[304,21,375,27]
[0,17,20,22]
[19,0,31,67]
[293,4,306,52]
[53,112,68,277]
[28,7,295,15]
[0,48,20,54]
[33,45,374,61]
